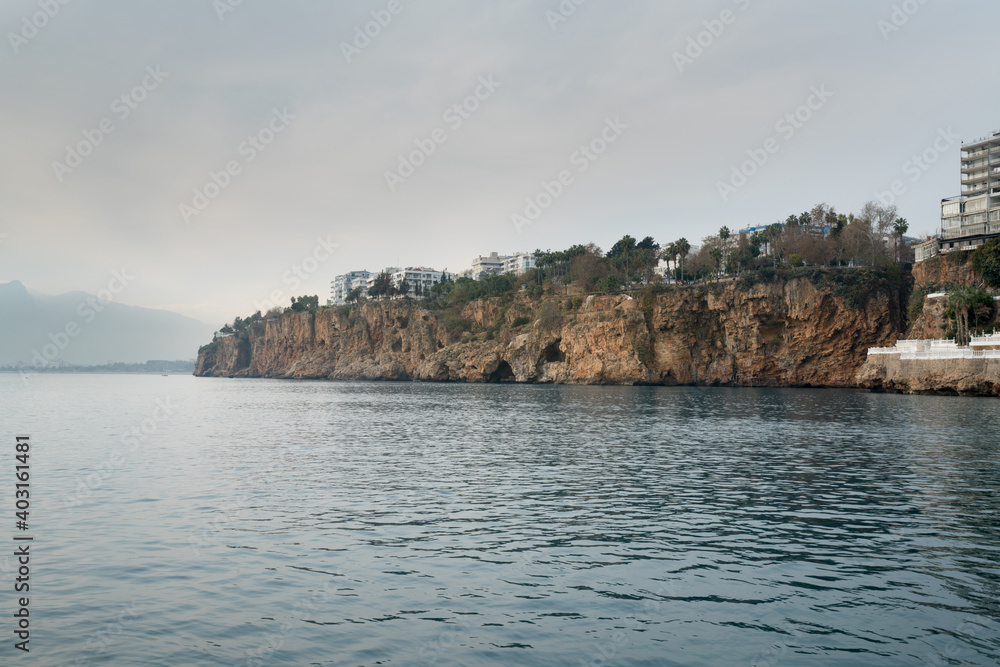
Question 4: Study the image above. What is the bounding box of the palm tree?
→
[766,224,783,265]
[676,238,691,282]
[719,226,731,256]
[893,217,909,262]
[727,251,740,277]
[709,247,723,280]
[619,235,637,289]
[949,286,978,346]
[663,243,678,283]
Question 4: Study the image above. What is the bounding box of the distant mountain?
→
[0,281,215,366]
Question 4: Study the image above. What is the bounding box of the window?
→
[966,197,987,213]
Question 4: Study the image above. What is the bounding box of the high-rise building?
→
[330,271,371,305]
[471,252,509,281]
[918,128,1000,262]
[504,252,536,276]
[468,251,535,280]
[366,267,452,298]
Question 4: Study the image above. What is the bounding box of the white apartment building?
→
[367,267,452,298]
[330,270,371,305]
[471,252,508,281]
[918,128,1000,261]
[469,251,536,280]
[504,252,536,276]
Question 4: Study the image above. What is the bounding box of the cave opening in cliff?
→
[488,360,516,383]
[541,339,566,364]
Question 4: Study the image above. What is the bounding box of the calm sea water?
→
[1,374,998,666]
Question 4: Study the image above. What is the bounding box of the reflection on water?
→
[2,375,999,665]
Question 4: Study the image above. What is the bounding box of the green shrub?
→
[947,250,971,266]
[907,290,926,324]
[972,238,1000,289]
[443,314,472,337]
[829,269,895,310]
[511,316,531,328]
[633,333,655,366]
[536,301,563,331]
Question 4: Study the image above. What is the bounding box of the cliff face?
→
[196,276,905,388]
[857,256,1000,397]
[858,356,1000,397]
[911,254,979,288]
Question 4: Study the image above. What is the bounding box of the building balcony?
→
[941,220,1000,240]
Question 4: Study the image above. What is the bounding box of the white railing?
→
[868,334,1000,360]
[900,350,1000,360]
[971,332,1000,347]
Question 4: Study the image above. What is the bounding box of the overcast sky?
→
[1,0,998,325]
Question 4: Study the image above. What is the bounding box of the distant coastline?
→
[0,360,195,374]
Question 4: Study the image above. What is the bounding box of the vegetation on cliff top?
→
[212,200,914,335]
[972,238,1000,289]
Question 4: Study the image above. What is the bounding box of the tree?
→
[948,286,996,346]
[675,238,691,282]
[290,295,319,312]
[367,273,393,300]
[568,245,604,291]
[345,287,364,303]
[637,236,660,252]
[893,217,909,262]
[719,226,731,244]
[709,247,723,280]
[662,243,678,282]
[766,224,783,264]
[726,251,740,276]
[972,238,1000,289]
[607,235,638,289]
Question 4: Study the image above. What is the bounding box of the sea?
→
[1,373,998,665]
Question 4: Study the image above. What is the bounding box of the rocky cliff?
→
[857,254,1000,397]
[857,355,1000,397]
[911,254,979,288]
[196,274,906,388]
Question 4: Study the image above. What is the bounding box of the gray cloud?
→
[1,0,998,325]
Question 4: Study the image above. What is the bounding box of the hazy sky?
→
[2,0,999,325]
